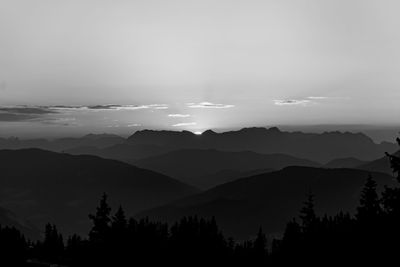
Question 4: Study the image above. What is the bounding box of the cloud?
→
[273,96,348,106]
[0,113,35,122]
[0,103,170,123]
[149,104,169,110]
[127,123,141,127]
[187,102,234,109]
[0,106,58,122]
[0,106,56,115]
[38,117,78,126]
[172,122,197,127]
[273,99,311,106]
[87,104,149,111]
[46,105,86,111]
[50,104,168,111]
[168,114,191,118]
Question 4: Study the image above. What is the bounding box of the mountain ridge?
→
[134,149,320,188]
[0,148,198,238]
[137,166,396,238]
[126,127,396,162]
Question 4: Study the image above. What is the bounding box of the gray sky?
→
[0,0,399,137]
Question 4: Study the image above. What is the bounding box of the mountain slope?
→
[0,133,125,151]
[126,127,397,163]
[0,149,198,237]
[324,157,367,168]
[138,167,396,238]
[358,150,400,175]
[134,149,320,188]
[0,206,40,240]
[65,143,168,162]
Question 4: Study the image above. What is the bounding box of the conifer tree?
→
[253,227,268,262]
[356,175,381,221]
[300,193,317,231]
[42,223,64,262]
[281,218,302,261]
[385,137,400,180]
[382,137,400,215]
[89,193,111,243]
[112,205,127,231]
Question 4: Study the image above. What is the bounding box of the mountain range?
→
[0,133,125,151]
[125,127,396,163]
[0,128,398,239]
[62,128,397,165]
[2,128,396,166]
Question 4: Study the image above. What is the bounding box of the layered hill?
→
[65,143,168,163]
[358,150,400,175]
[324,157,367,168]
[0,133,125,151]
[134,149,320,188]
[138,167,396,238]
[0,149,198,237]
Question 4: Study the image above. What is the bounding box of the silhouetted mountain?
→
[358,150,400,175]
[0,149,198,238]
[0,133,125,151]
[194,168,275,189]
[134,149,320,188]
[138,167,395,238]
[4,128,395,164]
[126,127,397,163]
[0,206,40,240]
[65,143,168,162]
[324,157,367,168]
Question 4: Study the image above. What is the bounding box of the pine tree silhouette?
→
[356,174,381,221]
[279,219,302,264]
[299,192,317,231]
[0,225,28,266]
[41,223,64,263]
[253,227,268,264]
[385,137,400,180]
[112,205,127,231]
[88,193,111,244]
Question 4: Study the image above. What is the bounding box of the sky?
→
[0,0,399,138]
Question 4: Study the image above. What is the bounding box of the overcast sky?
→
[0,0,399,137]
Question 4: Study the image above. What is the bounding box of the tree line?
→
[2,137,400,266]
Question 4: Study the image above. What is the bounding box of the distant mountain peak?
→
[237,127,269,134]
[202,129,217,135]
[236,127,282,134]
[268,127,281,132]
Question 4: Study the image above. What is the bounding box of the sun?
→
[194,131,202,135]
